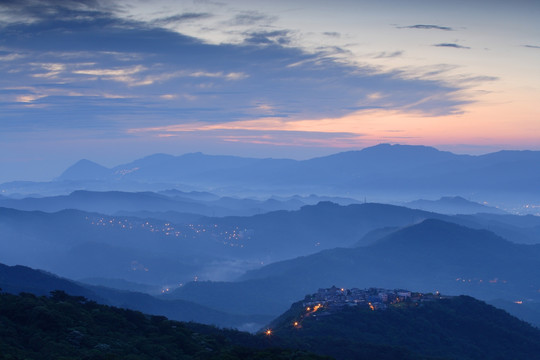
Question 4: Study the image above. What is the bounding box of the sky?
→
[0,0,539,182]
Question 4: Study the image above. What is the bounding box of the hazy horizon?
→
[1,1,539,182]
[1,142,536,184]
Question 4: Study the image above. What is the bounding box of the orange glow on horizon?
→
[126,88,540,152]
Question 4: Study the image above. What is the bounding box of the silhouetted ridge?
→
[405,196,505,215]
[176,218,540,323]
[0,263,98,299]
[374,218,510,248]
[58,159,110,181]
[22,144,538,197]
[373,219,520,257]
[0,262,272,328]
[111,152,261,182]
[0,291,327,360]
[267,292,540,360]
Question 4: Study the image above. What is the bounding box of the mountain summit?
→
[267,288,540,360]
[58,159,111,181]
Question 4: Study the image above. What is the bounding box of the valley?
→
[1,145,540,358]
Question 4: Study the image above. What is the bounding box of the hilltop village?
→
[303,286,448,312]
[264,286,451,334]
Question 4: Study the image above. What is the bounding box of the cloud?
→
[216,130,367,148]
[0,0,113,25]
[399,24,453,31]
[73,65,145,77]
[0,51,24,61]
[29,62,67,78]
[152,13,212,26]
[227,11,275,26]
[323,32,340,37]
[15,93,47,103]
[0,1,470,135]
[129,125,367,149]
[243,30,291,45]
[456,75,498,84]
[523,44,540,49]
[188,71,249,81]
[433,43,471,49]
[372,51,403,59]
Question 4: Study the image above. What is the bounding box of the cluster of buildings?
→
[303,286,445,312]
[267,286,449,332]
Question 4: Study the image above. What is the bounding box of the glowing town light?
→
[265,329,272,336]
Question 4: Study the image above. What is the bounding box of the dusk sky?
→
[1,0,539,182]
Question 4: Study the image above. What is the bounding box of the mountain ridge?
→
[169,219,540,325]
[267,290,540,360]
[404,196,505,215]
[0,262,271,329]
[3,144,540,207]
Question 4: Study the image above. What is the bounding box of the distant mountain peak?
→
[375,218,508,250]
[58,159,111,181]
[267,289,540,360]
[405,196,505,215]
[140,153,176,160]
[363,143,440,152]
[441,195,467,201]
[42,144,540,199]
[70,159,104,169]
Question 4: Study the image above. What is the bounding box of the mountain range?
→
[0,290,329,360]
[56,144,540,193]
[2,264,540,360]
[2,200,540,289]
[2,144,540,209]
[404,196,505,215]
[2,142,540,358]
[0,189,314,217]
[168,219,540,326]
[268,293,540,360]
[0,263,270,330]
